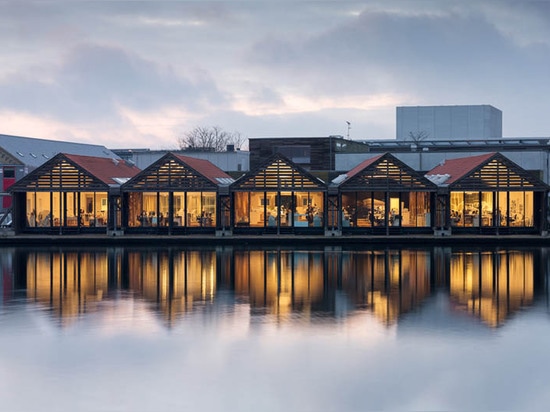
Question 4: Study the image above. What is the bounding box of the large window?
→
[234,191,324,228]
[128,191,216,228]
[25,191,107,228]
[450,191,534,227]
[341,191,430,228]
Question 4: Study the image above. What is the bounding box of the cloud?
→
[0,43,226,122]
[246,8,536,96]
[240,3,550,136]
[0,2,549,146]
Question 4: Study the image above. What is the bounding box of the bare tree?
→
[408,131,429,142]
[178,126,247,152]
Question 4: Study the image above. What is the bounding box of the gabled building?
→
[9,153,139,234]
[230,153,327,234]
[0,133,120,213]
[330,152,437,234]
[425,152,549,234]
[121,152,234,234]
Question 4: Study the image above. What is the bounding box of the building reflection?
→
[339,250,432,325]
[25,250,109,325]
[234,250,326,317]
[126,249,216,324]
[1,246,546,328]
[449,250,536,327]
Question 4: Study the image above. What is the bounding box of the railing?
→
[0,208,12,227]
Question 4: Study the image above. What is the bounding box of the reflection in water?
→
[1,246,546,328]
[26,250,109,325]
[127,249,217,322]
[450,250,535,327]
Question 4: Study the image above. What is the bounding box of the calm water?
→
[1,245,550,411]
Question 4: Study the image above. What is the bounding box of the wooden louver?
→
[234,157,324,190]
[342,156,435,191]
[450,157,543,191]
[123,158,217,191]
[12,158,106,191]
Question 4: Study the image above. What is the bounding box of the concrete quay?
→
[1,233,549,248]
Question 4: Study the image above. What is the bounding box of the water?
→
[1,246,549,411]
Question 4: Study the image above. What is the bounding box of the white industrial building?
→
[396,105,502,141]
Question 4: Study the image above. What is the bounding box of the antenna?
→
[346,121,351,139]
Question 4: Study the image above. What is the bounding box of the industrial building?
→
[396,104,502,141]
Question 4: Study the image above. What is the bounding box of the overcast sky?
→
[1,1,549,149]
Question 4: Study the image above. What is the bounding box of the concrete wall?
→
[396,105,502,141]
[116,150,250,172]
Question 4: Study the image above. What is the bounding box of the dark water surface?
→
[1,245,549,411]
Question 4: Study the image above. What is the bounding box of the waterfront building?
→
[9,153,139,234]
[230,153,327,234]
[330,152,437,235]
[121,152,234,234]
[425,152,549,234]
[0,133,121,215]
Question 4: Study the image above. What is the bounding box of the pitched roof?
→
[332,154,384,184]
[0,133,120,168]
[347,154,384,179]
[171,153,234,185]
[332,152,436,191]
[425,153,495,185]
[64,153,140,185]
[231,152,326,190]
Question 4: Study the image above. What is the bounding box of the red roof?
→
[426,153,495,184]
[172,153,233,184]
[64,153,140,185]
[344,154,384,181]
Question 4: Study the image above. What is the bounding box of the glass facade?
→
[338,155,436,230]
[234,191,324,228]
[341,191,430,227]
[8,152,549,235]
[121,153,229,231]
[25,191,108,228]
[450,191,534,227]
[127,191,217,228]
[231,155,326,231]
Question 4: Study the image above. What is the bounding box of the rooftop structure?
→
[112,148,250,175]
[396,105,502,141]
[0,133,119,169]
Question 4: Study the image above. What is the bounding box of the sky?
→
[1,1,549,150]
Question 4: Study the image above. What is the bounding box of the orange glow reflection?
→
[339,250,431,324]
[449,250,534,327]
[127,250,216,324]
[18,247,538,329]
[26,251,109,325]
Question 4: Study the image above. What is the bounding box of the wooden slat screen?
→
[342,157,435,191]
[15,159,105,191]
[451,158,545,191]
[234,158,325,190]
[123,158,217,191]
